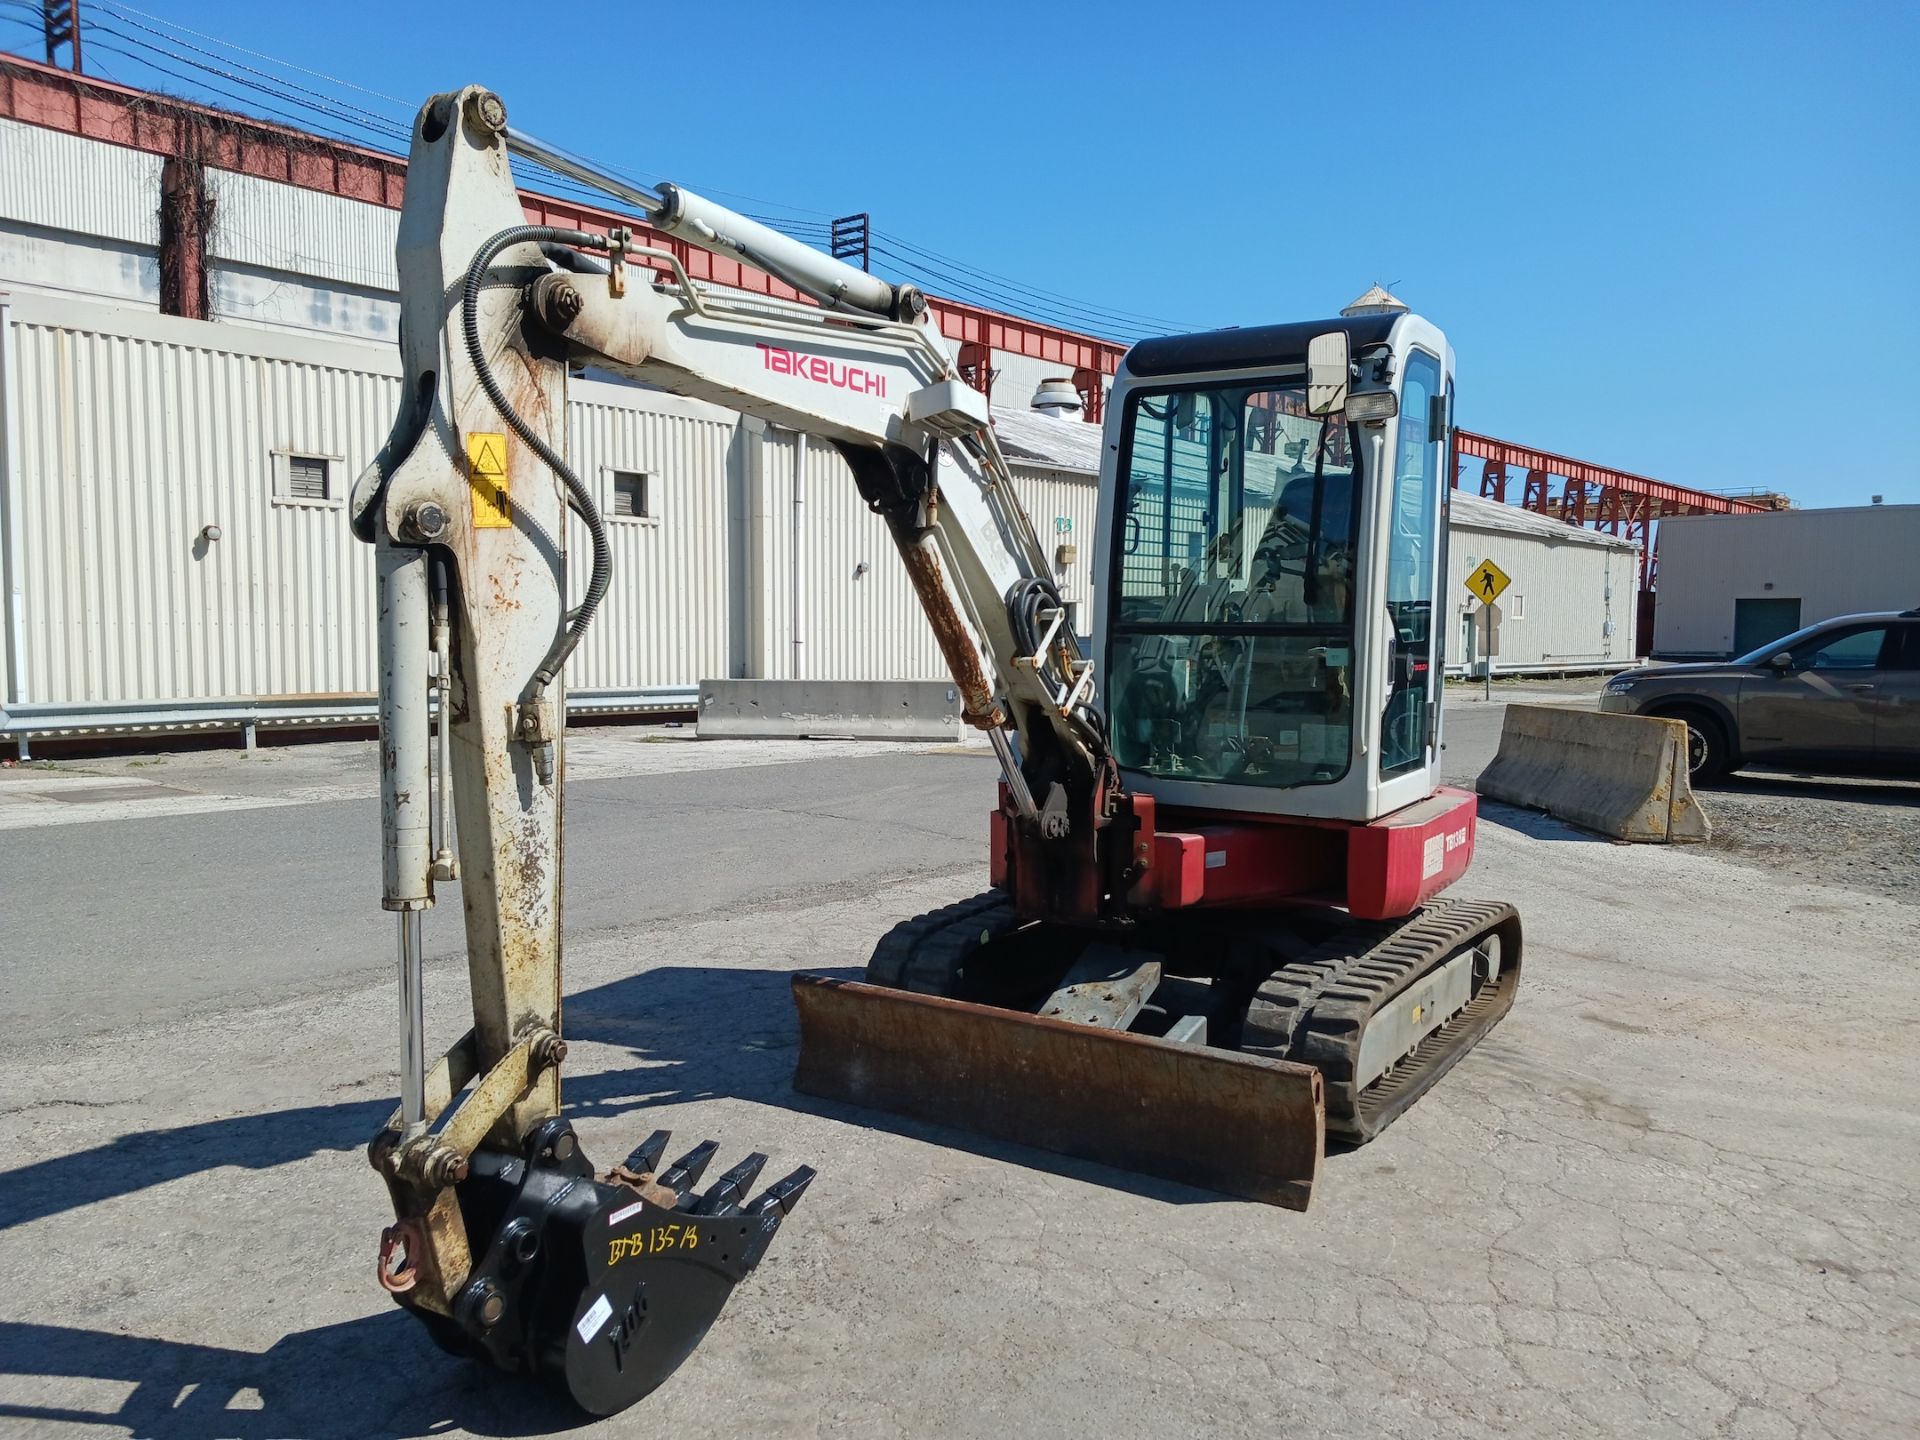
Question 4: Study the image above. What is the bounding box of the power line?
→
[0,5,1191,340]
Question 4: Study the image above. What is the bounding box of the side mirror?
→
[1307,332,1350,417]
[1768,651,1794,672]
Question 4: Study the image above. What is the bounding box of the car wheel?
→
[1660,707,1731,786]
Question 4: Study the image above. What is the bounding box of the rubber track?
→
[1244,898,1522,1144]
[865,889,1016,993]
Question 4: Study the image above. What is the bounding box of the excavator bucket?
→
[394,1118,814,1415]
[791,976,1324,1209]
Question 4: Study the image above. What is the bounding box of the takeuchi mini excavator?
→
[351,86,1523,1415]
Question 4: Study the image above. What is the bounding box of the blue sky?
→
[22,1,1919,507]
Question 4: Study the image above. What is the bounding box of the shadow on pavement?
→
[0,1315,585,1440]
[1,961,1238,1241]
[1472,799,1609,843]
[1715,770,1920,806]
[0,1097,392,1233]
[1,961,1273,1431]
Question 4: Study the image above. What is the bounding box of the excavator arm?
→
[346,85,1160,1417]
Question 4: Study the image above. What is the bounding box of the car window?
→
[1790,626,1887,670]
[1885,624,1920,671]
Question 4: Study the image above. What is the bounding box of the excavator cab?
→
[797,311,1519,1210]
[1100,314,1451,819]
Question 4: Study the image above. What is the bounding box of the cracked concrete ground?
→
[0,735,1915,1439]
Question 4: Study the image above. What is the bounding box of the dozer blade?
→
[791,975,1323,1210]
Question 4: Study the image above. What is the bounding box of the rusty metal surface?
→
[791,975,1324,1210]
[889,527,1002,727]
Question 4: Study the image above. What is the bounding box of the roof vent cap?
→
[1341,283,1409,317]
[1031,377,1082,417]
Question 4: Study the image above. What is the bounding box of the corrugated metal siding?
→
[0,295,1125,727]
[1449,522,1633,668]
[786,433,947,681]
[207,168,399,295]
[0,117,161,245]
[990,351,1074,420]
[1012,464,1100,617]
[564,385,734,691]
[8,307,393,705]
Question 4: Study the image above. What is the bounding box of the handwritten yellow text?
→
[608,1224,701,1264]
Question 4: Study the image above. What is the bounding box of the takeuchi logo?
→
[756,344,888,398]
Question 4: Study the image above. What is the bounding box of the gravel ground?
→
[1696,770,1920,904]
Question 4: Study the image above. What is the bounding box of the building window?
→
[610,469,651,521]
[272,451,341,506]
[1510,593,1525,620]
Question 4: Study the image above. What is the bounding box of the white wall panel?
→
[206,168,399,296]
[1011,465,1100,620]
[786,432,948,682]
[563,383,735,692]
[1449,521,1634,669]
[1653,506,1920,658]
[0,225,159,308]
[5,298,394,707]
[0,118,161,245]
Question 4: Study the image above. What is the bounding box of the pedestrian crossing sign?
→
[1464,558,1511,604]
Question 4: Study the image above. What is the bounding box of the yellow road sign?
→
[1464,557,1511,604]
[467,431,512,529]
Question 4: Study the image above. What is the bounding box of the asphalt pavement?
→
[1,694,1914,1439]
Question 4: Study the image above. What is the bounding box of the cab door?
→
[1374,347,1446,812]
[1871,622,1920,764]
[1738,623,1886,762]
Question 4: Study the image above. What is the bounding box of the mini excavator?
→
[350,87,1520,1415]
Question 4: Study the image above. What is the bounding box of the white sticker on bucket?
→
[1422,833,1446,879]
[608,1200,647,1227]
[576,1292,614,1344]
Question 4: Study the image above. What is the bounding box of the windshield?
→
[1107,381,1359,788]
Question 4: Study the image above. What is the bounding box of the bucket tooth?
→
[657,1139,719,1194]
[745,1166,816,1217]
[694,1152,769,1215]
[622,1129,672,1174]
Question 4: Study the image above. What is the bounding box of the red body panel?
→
[994,785,1478,923]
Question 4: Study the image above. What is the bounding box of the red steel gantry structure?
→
[1453,430,1783,588]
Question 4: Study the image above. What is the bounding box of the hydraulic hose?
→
[1006,575,1107,751]
[461,224,615,693]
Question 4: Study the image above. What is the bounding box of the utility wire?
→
[0,3,1190,339]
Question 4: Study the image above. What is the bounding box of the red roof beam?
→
[1455,430,1768,514]
[0,54,1128,378]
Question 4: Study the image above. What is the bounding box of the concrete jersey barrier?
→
[1476,704,1711,843]
[697,679,966,741]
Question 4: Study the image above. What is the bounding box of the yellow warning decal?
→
[467,431,512,529]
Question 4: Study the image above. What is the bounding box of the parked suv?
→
[1599,609,1920,783]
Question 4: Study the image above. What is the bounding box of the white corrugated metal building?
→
[1447,490,1637,671]
[1652,505,1920,659]
[0,288,1105,748]
[0,82,1631,753]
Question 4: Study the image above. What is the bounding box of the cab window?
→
[1108,381,1359,790]
[1380,349,1443,775]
